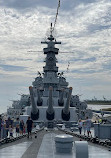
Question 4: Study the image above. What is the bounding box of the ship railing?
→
[0,126,44,146]
[58,125,111,149]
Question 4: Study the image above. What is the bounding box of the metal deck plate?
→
[0,142,32,158]
[37,133,111,158]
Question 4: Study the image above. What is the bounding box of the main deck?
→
[0,129,111,158]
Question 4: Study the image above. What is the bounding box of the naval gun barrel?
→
[58,89,64,106]
[37,89,43,106]
[62,87,72,121]
[29,86,39,120]
[46,86,55,120]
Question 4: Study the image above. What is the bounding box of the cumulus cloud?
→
[0,0,98,11]
[0,64,26,72]
[0,0,60,11]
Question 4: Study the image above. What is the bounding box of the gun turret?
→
[29,86,39,120]
[37,89,43,106]
[46,86,55,120]
[62,87,72,121]
[58,88,64,106]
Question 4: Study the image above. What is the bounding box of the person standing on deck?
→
[15,118,20,137]
[20,120,24,135]
[78,119,83,135]
[86,117,92,137]
[1,120,7,139]
[9,125,13,138]
[26,117,33,138]
[83,121,86,135]
[6,117,13,137]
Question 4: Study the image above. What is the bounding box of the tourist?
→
[86,117,92,137]
[2,120,7,139]
[16,125,19,137]
[83,121,86,135]
[26,117,33,138]
[9,125,13,138]
[15,118,20,137]
[78,119,83,135]
[23,125,26,134]
[6,117,13,137]
[20,120,24,135]
[98,117,102,124]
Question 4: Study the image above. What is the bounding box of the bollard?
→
[55,134,73,153]
[75,141,88,158]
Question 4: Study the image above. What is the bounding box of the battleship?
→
[6,23,93,124]
[0,24,111,158]
[7,94,30,119]
[23,23,93,124]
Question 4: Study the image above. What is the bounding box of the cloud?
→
[0,0,58,10]
[0,64,26,71]
[0,0,98,10]
[0,0,111,112]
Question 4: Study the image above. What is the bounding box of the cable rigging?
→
[52,0,61,32]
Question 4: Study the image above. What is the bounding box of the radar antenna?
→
[50,23,53,36]
[67,62,70,73]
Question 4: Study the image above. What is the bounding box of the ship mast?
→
[41,23,61,89]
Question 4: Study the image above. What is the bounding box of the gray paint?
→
[94,123,111,139]
[75,141,88,158]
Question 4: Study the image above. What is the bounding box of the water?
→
[1,104,111,115]
[87,104,111,111]
[0,105,7,114]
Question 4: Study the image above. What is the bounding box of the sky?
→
[0,0,111,113]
